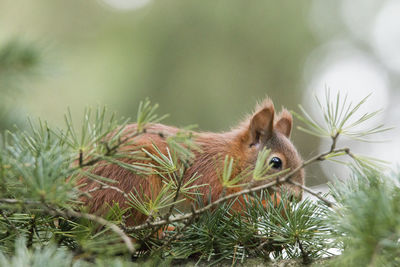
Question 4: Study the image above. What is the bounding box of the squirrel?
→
[78,98,305,226]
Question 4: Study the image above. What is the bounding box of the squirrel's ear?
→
[275,109,292,138]
[249,99,274,145]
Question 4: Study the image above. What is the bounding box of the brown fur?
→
[77,99,304,225]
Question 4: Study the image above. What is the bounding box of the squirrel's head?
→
[236,98,304,201]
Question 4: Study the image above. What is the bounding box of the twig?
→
[167,169,186,216]
[79,149,83,167]
[297,238,311,264]
[126,148,349,232]
[288,180,335,208]
[152,204,198,254]
[330,132,340,152]
[76,128,174,170]
[232,245,238,266]
[0,199,41,205]
[0,198,136,254]
[140,164,189,244]
[75,129,146,170]
[0,210,18,233]
[27,215,36,248]
[45,206,136,254]
[256,239,273,253]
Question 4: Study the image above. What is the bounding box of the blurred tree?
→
[0,39,45,130]
[110,0,316,131]
[0,0,316,131]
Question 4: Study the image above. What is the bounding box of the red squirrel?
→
[78,98,304,226]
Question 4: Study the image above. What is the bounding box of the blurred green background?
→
[1,0,399,185]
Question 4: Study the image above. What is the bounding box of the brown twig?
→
[27,215,36,248]
[0,198,136,254]
[45,206,136,254]
[288,180,335,208]
[76,128,175,170]
[152,204,198,254]
[330,132,340,152]
[256,239,274,253]
[126,147,350,232]
[297,238,311,264]
[0,210,18,233]
[139,159,191,245]
[76,130,144,169]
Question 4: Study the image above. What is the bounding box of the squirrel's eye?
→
[269,157,282,169]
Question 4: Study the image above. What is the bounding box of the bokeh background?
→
[1,0,399,186]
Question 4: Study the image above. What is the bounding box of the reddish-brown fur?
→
[78,99,304,226]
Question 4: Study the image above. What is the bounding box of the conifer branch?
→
[288,180,335,207]
[0,92,393,264]
[127,147,349,232]
[0,210,18,233]
[0,198,136,254]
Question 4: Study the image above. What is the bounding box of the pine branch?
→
[126,146,349,232]
[141,166,188,243]
[151,203,198,254]
[0,92,393,264]
[0,198,136,254]
[26,215,36,248]
[288,180,335,207]
[0,210,18,233]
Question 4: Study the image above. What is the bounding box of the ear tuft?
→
[248,98,275,145]
[255,97,274,112]
[275,108,293,138]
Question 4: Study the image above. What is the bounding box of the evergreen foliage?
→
[0,91,398,266]
[328,167,400,266]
